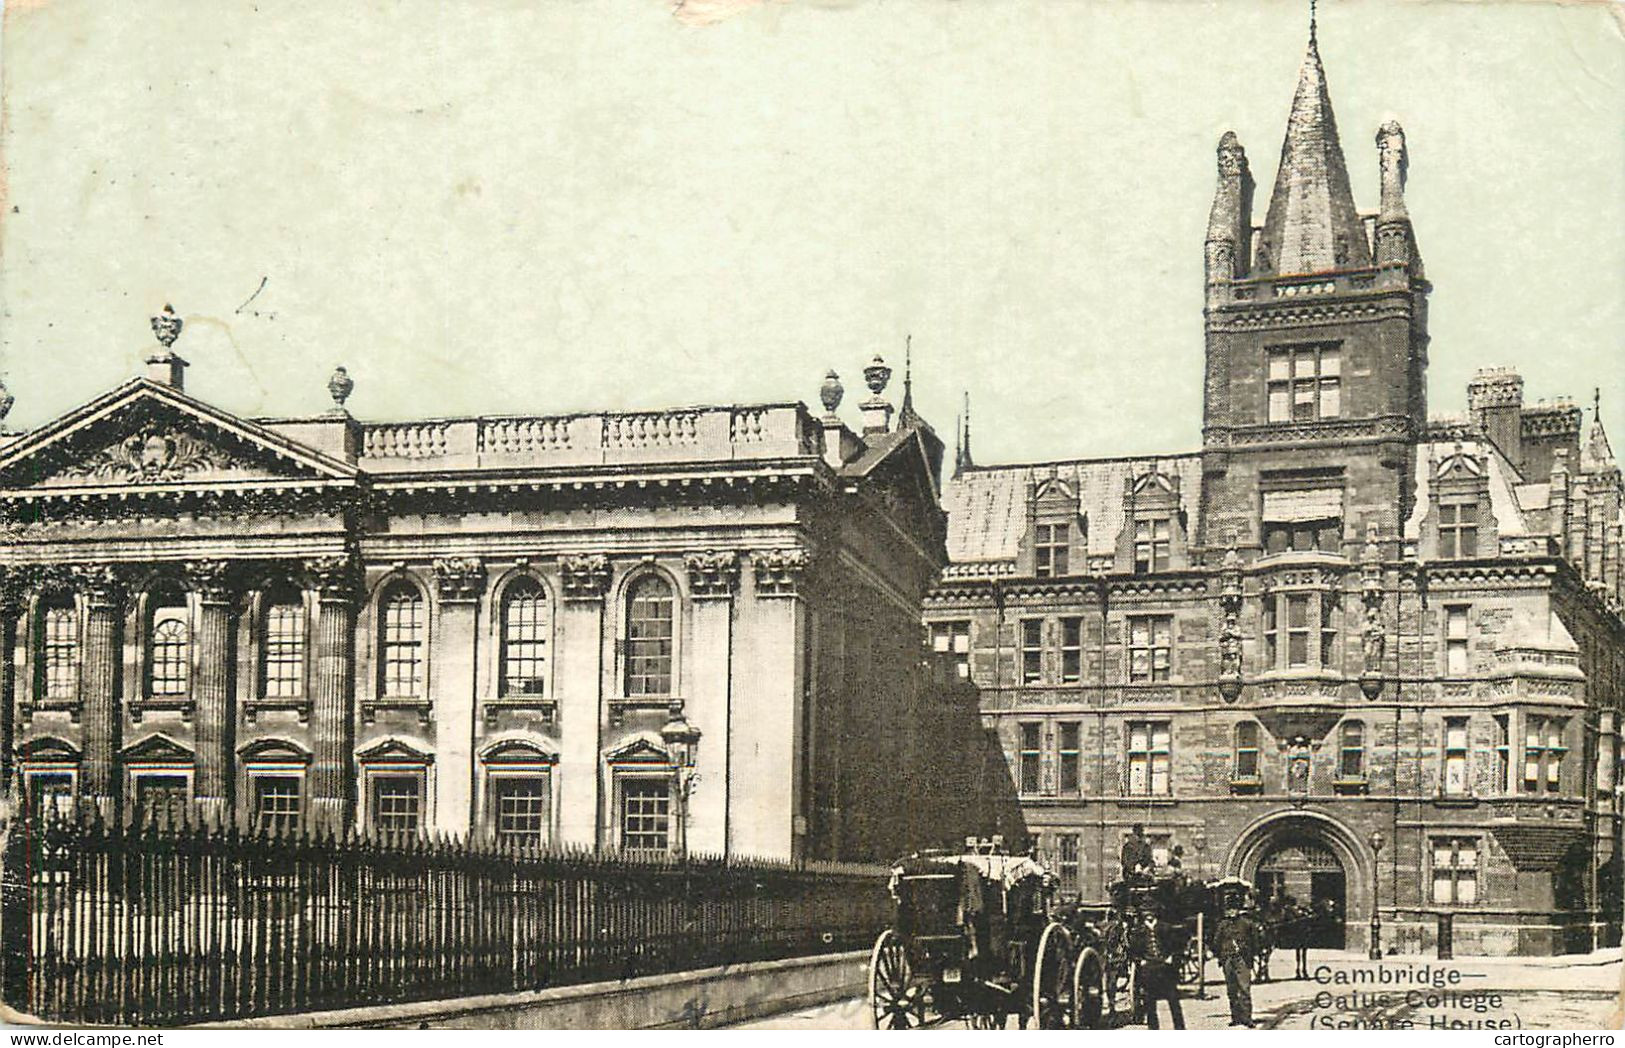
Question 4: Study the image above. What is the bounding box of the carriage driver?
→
[1120,824,1154,883]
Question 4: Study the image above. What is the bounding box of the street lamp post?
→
[1368,829,1385,961]
[660,703,702,862]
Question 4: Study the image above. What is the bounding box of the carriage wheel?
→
[965,1013,1009,1030]
[1072,947,1106,1030]
[868,929,925,1030]
[1179,940,1204,985]
[1030,923,1073,1030]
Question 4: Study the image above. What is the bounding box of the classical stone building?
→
[0,329,973,864]
[926,25,1624,954]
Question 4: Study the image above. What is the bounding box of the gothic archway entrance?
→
[1256,838,1346,948]
[1226,810,1369,953]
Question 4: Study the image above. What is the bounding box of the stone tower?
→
[1198,22,1430,560]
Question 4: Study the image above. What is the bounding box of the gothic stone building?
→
[926,29,1625,955]
[0,337,972,865]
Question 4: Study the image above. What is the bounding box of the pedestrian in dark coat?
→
[1128,898,1185,1030]
[1121,824,1154,883]
[1213,905,1259,1027]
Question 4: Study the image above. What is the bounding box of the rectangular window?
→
[1020,619,1044,685]
[620,779,671,855]
[1128,615,1173,683]
[1320,592,1339,667]
[1522,715,1566,794]
[1443,717,1470,796]
[929,621,972,684]
[372,774,423,835]
[253,775,303,833]
[1431,837,1479,905]
[1059,617,1082,684]
[492,775,551,847]
[1058,835,1080,896]
[1133,518,1172,574]
[1267,344,1341,422]
[1234,721,1260,781]
[1035,523,1070,578]
[1019,722,1042,794]
[41,606,78,701]
[1445,606,1470,675]
[1058,722,1081,794]
[26,773,75,821]
[134,774,190,820]
[1286,595,1311,668]
[1127,721,1171,796]
[1439,502,1479,559]
[1263,598,1278,667]
[1494,714,1511,793]
[1339,720,1366,780]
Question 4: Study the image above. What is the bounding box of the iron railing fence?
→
[0,807,890,1027]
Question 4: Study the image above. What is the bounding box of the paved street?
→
[735,948,1622,1030]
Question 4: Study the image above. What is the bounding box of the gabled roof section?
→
[1254,30,1372,277]
[1405,437,1532,540]
[0,378,358,492]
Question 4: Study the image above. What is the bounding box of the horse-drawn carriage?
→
[867,843,1105,1029]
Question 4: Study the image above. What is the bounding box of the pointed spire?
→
[954,390,974,477]
[1254,12,1371,276]
[1584,386,1616,473]
[897,334,923,429]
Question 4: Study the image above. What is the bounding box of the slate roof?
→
[943,453,1203,565]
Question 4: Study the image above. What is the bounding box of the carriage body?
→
[867,851,1083,1029]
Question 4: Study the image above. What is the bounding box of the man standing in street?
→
[1213,900,1259,1028]
[1128,895,1185,1030]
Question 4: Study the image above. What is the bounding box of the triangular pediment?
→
[605,737,673,764]
[356,738,434,765]
[0,379,357,493]
[121,733,195,764]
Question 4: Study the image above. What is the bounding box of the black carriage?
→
[868,845,1101,1029]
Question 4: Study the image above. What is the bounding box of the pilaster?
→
[432,557,485,834]
[683,551,738,855]
[188,559,235,822]
[306,555,358,832]
[75,566,123,819]
[557,554,610,848]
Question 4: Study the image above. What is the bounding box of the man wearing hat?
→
[1128,894,1185,1029]
[1213,895,1260,1028]
[1121,823,1154,883]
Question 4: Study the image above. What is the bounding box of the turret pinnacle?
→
[1254,27,1371,276]
[1584,388,1617,474]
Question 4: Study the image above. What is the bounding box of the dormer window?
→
[1035,523,1070,578]
[1428,447,1496,561]
[1119,469,1187,574]
[1267,343,1341,422]
[1439,501,1479,558]
[1134,519,1171,574]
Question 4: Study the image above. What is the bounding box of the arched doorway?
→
[1256,838,1346,948]
[1226,810,1370,953]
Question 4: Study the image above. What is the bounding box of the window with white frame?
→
[929,621,972,684]
[1127,615,1172,683]
[379,582,426,699]
[1126,721,1171,796]
[372,773,424,835]
[619,779,672,856]
[1035,523,1070,578]
[1267,343,1341,422]
[133,774,190,820]
[262,591,306,699]
[1133,518,1172,574]
[491,775,551,848]
[1059,617,1082,684]
[1234,721,1261,781]
[1057,722,1081,794]
[1444,606,1470,676]
[1018,722,1042,794]
[1522,715,1566,794]
[1338,720,1365,781]
[1494,714,1511,793]
[1020,620,1043,685]
[625,575,675,698]
[1442,717,1470,796]
[501,577,550,696]
[38,601,78,702]
[1438,501,1480,559]
[1431,837,1479,905]
[148,600,190,699]
[1259,590,1339,672]
[253,775,303,833]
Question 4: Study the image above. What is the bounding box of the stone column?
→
[432,558,485,835]
[74,566,123,820]
[307,556,358,833]
[0,573,17,808]
[188,560,234,822]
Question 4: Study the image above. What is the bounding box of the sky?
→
[1,0,1621,467]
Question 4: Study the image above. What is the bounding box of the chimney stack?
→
[1467,367,1523,467]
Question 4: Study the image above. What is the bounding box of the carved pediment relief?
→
[0,381,356,492]
[121,733,195,764]
[605,736,673,765]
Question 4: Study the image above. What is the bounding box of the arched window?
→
[262,588,306,699]
[37,599,78,701]
[149,618,190,697]
[501,577,550,696]
[1233,721,1260,781]
[378,582,425,699]
[624,575,674,697]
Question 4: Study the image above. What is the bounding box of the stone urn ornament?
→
[819,370,844,415]
[328,366,355,412]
